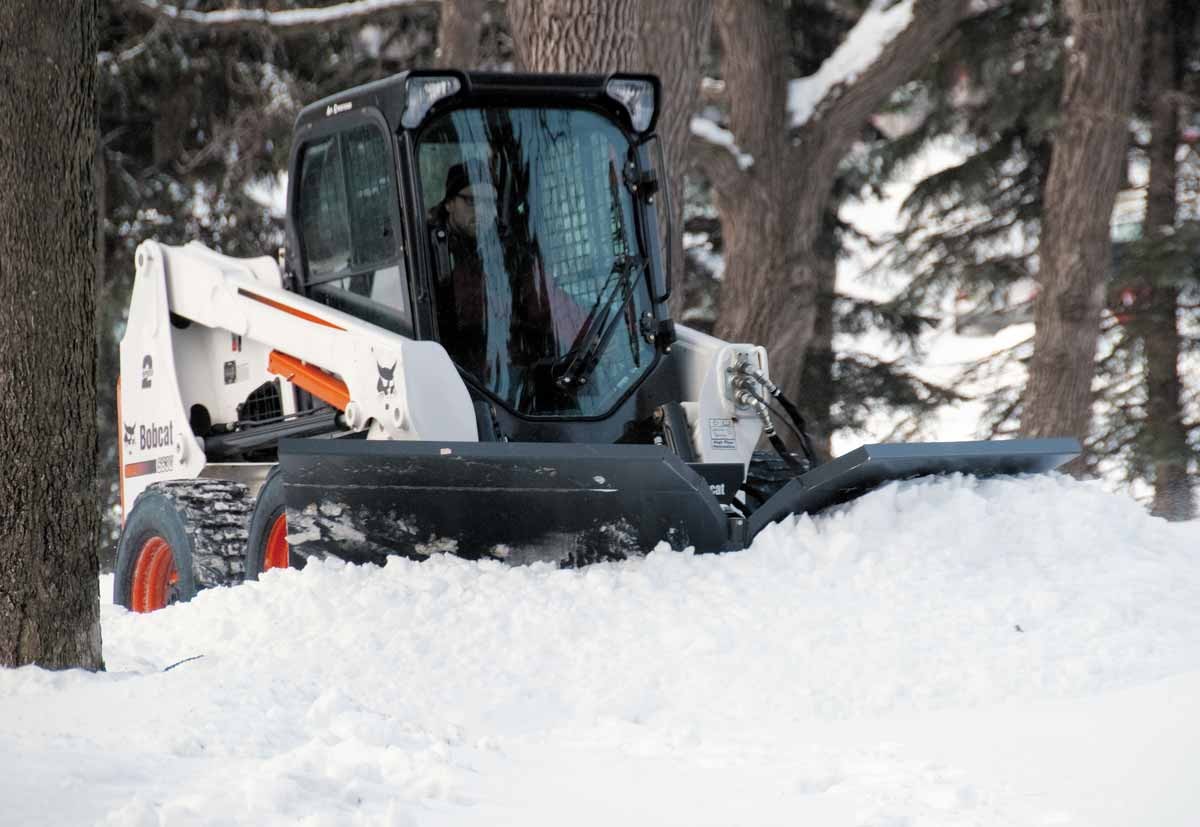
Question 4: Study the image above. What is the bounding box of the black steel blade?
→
[746,437,1081,541]
[277,439,735,566]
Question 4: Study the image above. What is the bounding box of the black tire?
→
[244,465,304,580]
[114,479,254,611]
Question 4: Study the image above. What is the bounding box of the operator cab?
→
[287,72,676,436]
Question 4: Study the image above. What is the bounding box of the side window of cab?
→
[295,119,411,336]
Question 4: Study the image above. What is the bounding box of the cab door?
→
[291,110,414,337]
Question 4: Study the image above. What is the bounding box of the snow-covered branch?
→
[792,0,969,166]
[787,0,915,129]
[115,0,436,34]
[690,116,754,171]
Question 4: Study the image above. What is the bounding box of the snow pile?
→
[2,474,1199,825]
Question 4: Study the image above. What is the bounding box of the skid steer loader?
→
[114,70,1079,612]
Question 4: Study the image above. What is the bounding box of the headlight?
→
[401,75,462,129]
[605,77,657,133]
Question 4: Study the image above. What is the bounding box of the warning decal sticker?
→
[708,418,737,451]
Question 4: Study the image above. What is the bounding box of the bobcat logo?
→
[376,361,397,396]
[123,423,136,447]
[141,354,153,389]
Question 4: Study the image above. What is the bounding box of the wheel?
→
[114,480,254,612]
[244,466,303,580]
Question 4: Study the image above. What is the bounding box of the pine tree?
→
[1099,0,1198,519]
[874,0,1196,505]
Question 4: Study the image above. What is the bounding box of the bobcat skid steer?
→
[114,71,1079,612]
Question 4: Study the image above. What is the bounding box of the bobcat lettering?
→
[139,422,173,451]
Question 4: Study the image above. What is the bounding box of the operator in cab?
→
[431,160,587,401]
[432,161,496,371]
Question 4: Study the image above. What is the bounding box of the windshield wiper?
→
[554,254,644,389]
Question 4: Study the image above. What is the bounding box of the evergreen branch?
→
[983,391,1023,439]
[114,0,435,35]
[899,135,1019,218]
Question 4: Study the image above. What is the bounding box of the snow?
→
[689,116,754,170]
[3,474,1200,825]
[131,0,430,29]
[788,0,915,129]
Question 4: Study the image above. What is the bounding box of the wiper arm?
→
[554,255,644,388]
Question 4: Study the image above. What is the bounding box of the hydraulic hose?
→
[732,362,819,467]
[733,386,807,474]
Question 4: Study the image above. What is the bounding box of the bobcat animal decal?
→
[376,361,397,396]
[123,423,136,447]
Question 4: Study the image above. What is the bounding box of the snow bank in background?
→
[2,475,1199,825]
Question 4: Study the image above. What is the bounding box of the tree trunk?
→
[639,1,713,320]
[1139,0,1193,520]
[707,0,965,426]
[708,0,798,392]
[507,0,712,325]
[799,230,837,461]
[1021,0,1145,474]
[437,0,486,68]
[507,0,643,73]
[0,0,103,669]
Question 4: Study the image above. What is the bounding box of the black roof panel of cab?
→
[295,71,656,135]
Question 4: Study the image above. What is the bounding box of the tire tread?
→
[151,479,254,590]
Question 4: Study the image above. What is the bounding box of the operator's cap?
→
[443,161,491,201]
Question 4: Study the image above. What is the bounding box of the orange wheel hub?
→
[263,513,290,571]
[131,536,178,613]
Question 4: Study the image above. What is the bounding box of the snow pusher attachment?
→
[278,436,1079,565]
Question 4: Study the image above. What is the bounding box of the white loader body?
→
[118,239,768,518]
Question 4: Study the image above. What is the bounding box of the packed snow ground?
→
[3,474,1199,826]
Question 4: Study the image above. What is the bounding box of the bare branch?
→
[688,130,748,199]
[113,0,436,35]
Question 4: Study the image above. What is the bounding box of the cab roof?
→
[295,70,660,137]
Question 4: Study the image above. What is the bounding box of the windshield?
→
[417,107,655,418]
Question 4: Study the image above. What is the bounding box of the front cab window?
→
[417,107,655,419]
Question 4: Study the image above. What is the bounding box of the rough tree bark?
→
[1021,0,1145,473]
[0,0,104,669]
[705,0,966,424]
[1136,0,1193,519]
[436,0,486,68]
[508,0,643,73]
[507,0,711,321]
[798,229,837,460]
[639,1,713,320]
